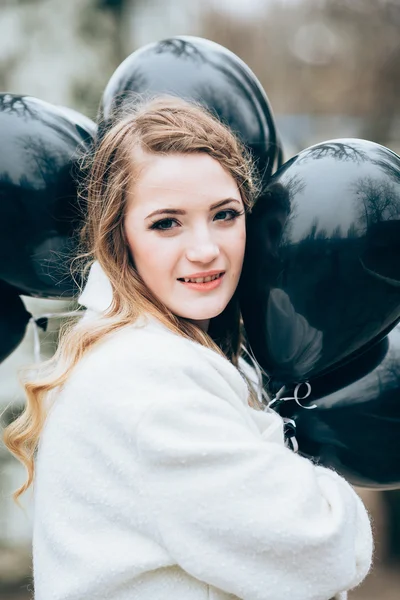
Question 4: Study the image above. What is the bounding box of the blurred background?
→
[0,0,399,598]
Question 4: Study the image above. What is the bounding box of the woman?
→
[4,97,372,600]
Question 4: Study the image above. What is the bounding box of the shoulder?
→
[66,315,250,406]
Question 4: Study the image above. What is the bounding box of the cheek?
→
[239,222,246,251]
[127,230,178,284]
[229,220,246,265]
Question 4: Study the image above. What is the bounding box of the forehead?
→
[129,152,241,208]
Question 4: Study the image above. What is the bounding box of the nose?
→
[185,227,220,264]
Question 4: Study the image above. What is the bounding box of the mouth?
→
[177,272,225,291]
[178,272,224,284]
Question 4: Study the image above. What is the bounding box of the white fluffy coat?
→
[32,262,373,600]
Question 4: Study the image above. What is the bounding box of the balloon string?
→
[33,310,83,320]
[240,344,271,406]
[29,310,83,363]
[268,383,316,454]
[29,317,42,364]
[268,381,317,411]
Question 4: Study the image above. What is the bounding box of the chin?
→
[169,293,233,322]
[178,304,229,322]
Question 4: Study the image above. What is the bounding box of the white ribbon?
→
[29,310,83,363]
[240,344,270,405]
[268,381,317,411]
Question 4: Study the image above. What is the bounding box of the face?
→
[124,152,246,330]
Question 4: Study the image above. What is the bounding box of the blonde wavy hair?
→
[3,95,262,502]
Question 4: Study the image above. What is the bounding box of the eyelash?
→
[149,209,244,231]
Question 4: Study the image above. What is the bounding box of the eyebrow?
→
[145,198,241,220]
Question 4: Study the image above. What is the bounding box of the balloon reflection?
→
[0,94,96,298]
[99,35,280,183]
[241,139,400,391]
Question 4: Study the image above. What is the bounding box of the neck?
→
[189,318,210,333]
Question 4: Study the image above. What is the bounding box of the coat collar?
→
[77,263,268,410]
[77,261,157,331]
[78,261,113,315]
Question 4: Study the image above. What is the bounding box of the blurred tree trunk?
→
[361,43,400,145]
[97,0,133,63]
[326,0,400,145]
[383,490,400,561]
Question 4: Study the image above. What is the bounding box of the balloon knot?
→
[268,381,317,411]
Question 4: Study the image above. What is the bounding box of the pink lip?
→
[178,273,225,292]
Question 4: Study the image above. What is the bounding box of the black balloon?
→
[240,139,400,392]
[273,132,285,172]
[278,326,400,489]
[308,335,390,400]
[0,94,96,298]
[0,280,31,363]
[99,35,280,182]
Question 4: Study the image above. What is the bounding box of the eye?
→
[214,209,243,222]
[150,218,180,231]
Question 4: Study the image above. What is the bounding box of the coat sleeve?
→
[135,379,373,600]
